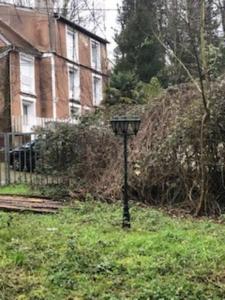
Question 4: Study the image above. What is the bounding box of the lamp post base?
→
[122,207,131,228]
[122,220,131,228]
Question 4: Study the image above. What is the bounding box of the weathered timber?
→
[0,196,64,213]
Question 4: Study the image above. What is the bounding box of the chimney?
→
[34,0,56,51]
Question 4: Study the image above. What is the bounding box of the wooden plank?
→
[0,198,63,207]
[0,202,61,210]
[0,204,59,213]
[0,196,62,204]
[0,196,64,213]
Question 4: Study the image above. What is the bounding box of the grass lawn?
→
[0,184,32,196]
[0,202,225,299]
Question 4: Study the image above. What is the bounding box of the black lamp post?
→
[111,116,141,228]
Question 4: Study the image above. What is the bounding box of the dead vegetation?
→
[36,79,225,216]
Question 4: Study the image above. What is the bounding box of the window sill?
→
[67,57,79,64]
[69,99,81,105]
[93,102,103,107]
[20,91,36,98]
[91,65,102,72]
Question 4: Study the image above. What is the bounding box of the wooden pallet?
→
[0,196,64,213]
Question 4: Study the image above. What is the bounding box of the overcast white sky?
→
[94,0,122,61]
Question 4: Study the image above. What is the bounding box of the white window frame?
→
[92,74,103,106]
[69,103,81,121]
[90,39,101,71]
[66,26,79,63]
[20,53,35,95]
[22,102,29,126]
[20,95,36,132]
[67,64,80,102]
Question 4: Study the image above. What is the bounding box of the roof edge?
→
[0,19,41,55]
[0,32,11,46]
[54,14,109,44]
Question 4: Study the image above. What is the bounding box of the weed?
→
[0,202,224,299]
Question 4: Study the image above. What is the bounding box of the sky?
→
[94,0,122,61]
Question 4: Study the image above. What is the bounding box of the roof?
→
[54,13,109,44]
[0,19,41,56]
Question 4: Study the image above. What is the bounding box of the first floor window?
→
[67,29,78,62]
[20,54,35,95]
[91,40,101,70]
[69,66,80,102]
[93,75,102,106]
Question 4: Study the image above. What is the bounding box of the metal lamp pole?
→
[123,131,130,227]
[111,116,141,228]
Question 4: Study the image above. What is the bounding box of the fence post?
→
[4,133,10,185]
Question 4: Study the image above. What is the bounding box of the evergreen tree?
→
[115,0,166,83]
[114,0,225,86]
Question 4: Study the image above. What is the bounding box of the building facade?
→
[0,3,108,133]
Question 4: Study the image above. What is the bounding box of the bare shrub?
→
[35,80,225,215]
[129,82,225,216]
[35,122,122,200]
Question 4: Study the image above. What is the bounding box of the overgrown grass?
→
[0,184,55,198]
[0,201,225,299]
[0,184,32,196]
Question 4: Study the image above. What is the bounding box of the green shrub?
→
[144,77,162,98]
[104,71,146,105]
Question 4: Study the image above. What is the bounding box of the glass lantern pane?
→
[122,120,129,133]
[130,119,141,135]
[111,120,118,135]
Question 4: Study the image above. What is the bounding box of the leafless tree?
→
[58,0,104,32]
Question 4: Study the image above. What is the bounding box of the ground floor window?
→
[22,103,29,126]
[21,97,36,132]
[92,74,102,106]
[68,65,80,102]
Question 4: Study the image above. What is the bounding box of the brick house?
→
[0,3,108,133]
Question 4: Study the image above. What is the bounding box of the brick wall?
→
[79,32,91,67]
[55,19,108,110]
[101,44,108,76]
[0,4,109,124]
[10,52,54,121]
[0,55,10,132]
[39,57,53,118]
[10,51,21,118]
[55,21,66,57]
[55,56,70,118]
[80,68,93,107]
[0,5,51,52]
